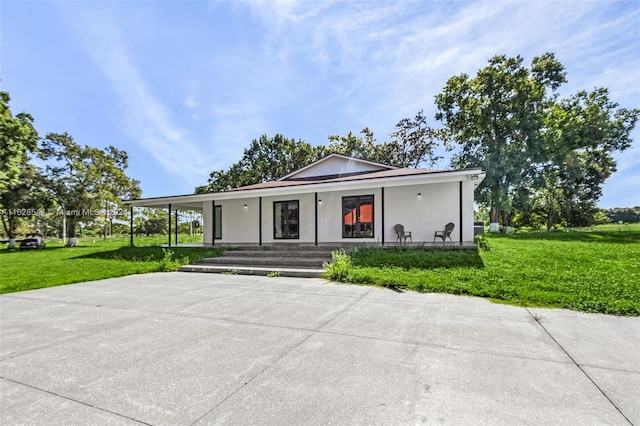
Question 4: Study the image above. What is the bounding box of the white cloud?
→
[63,4,214,190]
[57,0,639,204]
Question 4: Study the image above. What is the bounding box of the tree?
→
[196,134,322,193]
[134,208,168,236]
[197,115,446,194]
[537,88,638,227]
[0,162,50,246]
[384,110,443,168]
[604,207,640,224]
[0,92,43,247]
[0,92,39,195]
[327,112,442,168]
[40,133,141,245]
[435,53,567,232]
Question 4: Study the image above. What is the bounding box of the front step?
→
[198,256,331,268]
[180,246,337,278]
[180,265,325,278]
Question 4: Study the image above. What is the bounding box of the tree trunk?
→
[501,210,515,234]
[547,211,554,231]
[8,238,16,249]
[488,207,500,233]
[66,216,77,246]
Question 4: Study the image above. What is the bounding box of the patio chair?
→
[394,224,412,244]
[434,222,455,243]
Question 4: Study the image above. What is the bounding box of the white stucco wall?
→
[202,201,213,245]
[384,182,463,243]
[214,198,260,244]
[204,177,478,245]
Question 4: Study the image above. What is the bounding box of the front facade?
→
[125,154,485,246]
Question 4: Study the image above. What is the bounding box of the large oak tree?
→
[40,133,141,245]
[435,53,567,231]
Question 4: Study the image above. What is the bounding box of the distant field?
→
[0,236,220,294]
[324,228,640,316]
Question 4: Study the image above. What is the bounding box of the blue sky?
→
[2,0,638,207]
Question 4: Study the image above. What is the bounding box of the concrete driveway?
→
[0,273,638,425]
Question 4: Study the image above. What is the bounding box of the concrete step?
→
[222,250,334,258]
[179,265,324,278]
[197,256,330,268]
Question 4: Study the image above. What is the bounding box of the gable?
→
[280,154,395,181]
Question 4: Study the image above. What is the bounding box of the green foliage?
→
[323,249,353,281]
[196,114,444,193]
[474,234,491,251]
[196,134,322,193]
[266,271,282,278]
[323,231,640,316]
[436,53,567,228]
[602,206,640,224]
[156,249,188,272]
[0,92,39,194]
[535,88,640,227]
[327,111,442,168]
[349,246,484,269]
[0,92,44,239]
[40,133,141,237]
[435,54,639,230]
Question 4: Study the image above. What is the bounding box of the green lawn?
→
[324,230,640,316]
[0,238,221,294]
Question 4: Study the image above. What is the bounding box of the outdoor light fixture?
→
[318,199,322,204]
[417,193,422,198]
[243,204,248,209]
[471,174,479,180]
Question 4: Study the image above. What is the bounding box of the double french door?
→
[274,200,299,239]
[343,195,374,238]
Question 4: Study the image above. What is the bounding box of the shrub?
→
[475,234,491,251]
[156,248,188,272]
[323,249,352,281]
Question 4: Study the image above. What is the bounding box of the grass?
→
[0,237,222,294]
[323,230,640,316]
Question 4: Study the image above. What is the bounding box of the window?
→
[274,200,299,239]
[343,195,374,238]
[214,205,222,239]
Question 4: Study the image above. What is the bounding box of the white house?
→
[124,154,485,247]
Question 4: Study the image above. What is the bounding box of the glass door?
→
[274,200,299,239]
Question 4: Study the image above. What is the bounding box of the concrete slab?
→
[527,308,640,372]
[0,378,141,426]
[0,297,151,360]
[322,294,568,362]
[179,289,366,330]
[199,333,627,425]
[582,367,640,425]
[1,312,310,425]
[1,273,637,425]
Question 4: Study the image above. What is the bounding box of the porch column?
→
[459,182,463,244]
[129,206,134,247]
[212,200,215,246]
[314,192,318,246]
[258,197,262,246]
[175,209,179,246]
[381,187,385,246]
[168,204,172,247]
